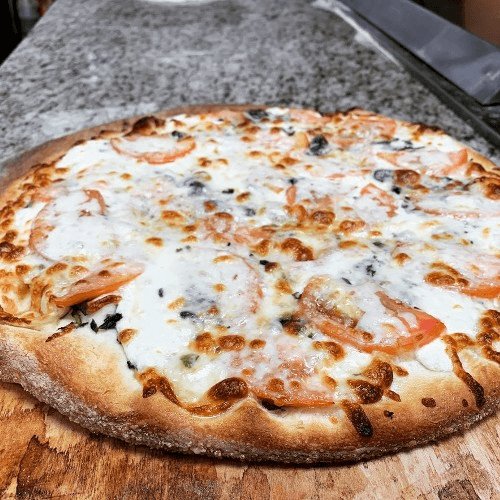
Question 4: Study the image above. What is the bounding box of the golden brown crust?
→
[1,104,500,463]
[2,324,500,463]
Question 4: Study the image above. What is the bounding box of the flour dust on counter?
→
[0,104,499,463]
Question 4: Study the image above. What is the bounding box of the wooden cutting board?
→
[1,380,499,499]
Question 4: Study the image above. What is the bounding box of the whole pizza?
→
[0,104,499,463]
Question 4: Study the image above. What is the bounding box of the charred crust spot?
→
[384,410,394,418]
[208,377,248,401]
[421,397,437,408]
[348,379,384,404]
[126,360,137,370]
[341,401,373,438]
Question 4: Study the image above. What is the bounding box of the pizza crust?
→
[1,104,500,463]
[2,323,500,463]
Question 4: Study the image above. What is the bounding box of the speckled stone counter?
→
[1,0,499,167]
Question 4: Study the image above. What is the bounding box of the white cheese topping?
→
[7,107,500,407]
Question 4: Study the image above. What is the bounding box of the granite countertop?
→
[1,0,499,166]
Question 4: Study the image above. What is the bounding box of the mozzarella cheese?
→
[1,107,499,408]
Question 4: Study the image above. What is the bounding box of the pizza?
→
[0,104,499,463]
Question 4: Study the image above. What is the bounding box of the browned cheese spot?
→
[85,294,121,314]
[236,192,251,203]
[203,200,217,212]
[218,335,245,351]
[310,210,335,227]
[118,328,138,345]
[425,262,469,288]
[393,169,420,186]
[421,397,437,408]
[312,340,345,361]
[168,297,185,310]
[385,390,401,402]
[161,210,185,222]
[192,332,219,354]
[462,399,469,407]
[483,179,500,200]
[2,230,17,243]
[476,310,500,364]
[139,369,181,406]
[347,379,384,404]
[213,283,226,293]
[393,365,409,377]
[280,316,304,336]
[393,252,411,266]
[46,322,76,342]
[145,237,164,247]
[0,305,31,326]
[362,360,394,389]
[275,279,293,295]
[341,400,373,438]
[0,241,25,262]
[444,340,486,408]
[15,264,30,276]
[127,116,165,136]
[266,378,285,393]
[207,377,248,401]
[338,240,366,250]
[280,238,313,261]
[249,339,266,349]
[253,239,271,257]
[264,262,279,273]
[197,157,212,168]
[338,219,366,234]
[70,265,89,278]
[322,374,337,389]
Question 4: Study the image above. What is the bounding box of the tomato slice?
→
[110,134,196,164]
[53,263,143,308]
[360,183,398,217]
[300,277,445,354]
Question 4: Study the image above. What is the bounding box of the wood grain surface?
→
[1,380,499,500]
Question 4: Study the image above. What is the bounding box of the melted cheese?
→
[2,107,499,407]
